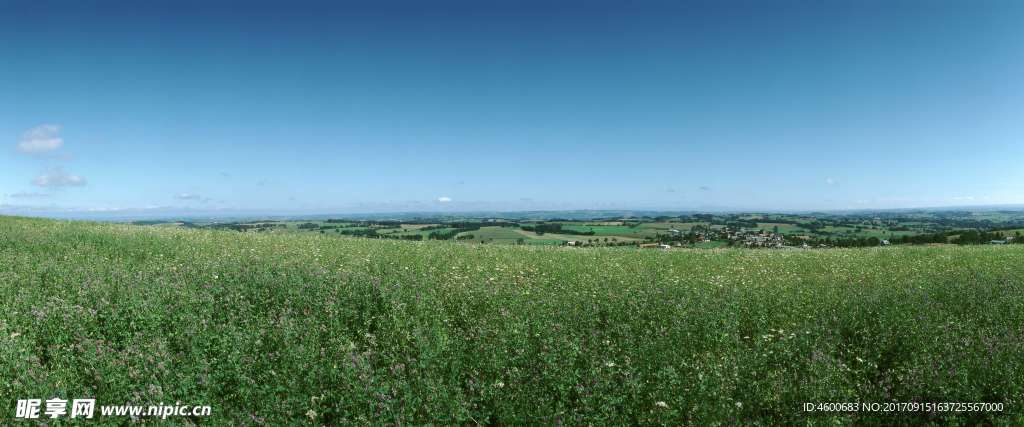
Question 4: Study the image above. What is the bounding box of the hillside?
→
[167,209,1024,249]
[2,216,1023,424]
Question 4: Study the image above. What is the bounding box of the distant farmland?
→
[2,216,1023,424]
[165,210,1024,249]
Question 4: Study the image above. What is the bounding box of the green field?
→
[692,240,729,249]
[560,224,653,237]
[996,229,1024,238]
[516,229,642,244]
[637,222,705,231]
[755,222,807,233]
[2,216,1023,424]
[457,226,526,243]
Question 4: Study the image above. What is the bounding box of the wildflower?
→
[604,361,616,368]
[655,401,669,408]
[306,409,317,420]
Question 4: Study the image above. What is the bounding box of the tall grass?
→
[2,216,1022,425]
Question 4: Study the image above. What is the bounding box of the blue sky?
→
[2,0,1022,215]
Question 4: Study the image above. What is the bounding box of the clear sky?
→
[2,0,1022,216]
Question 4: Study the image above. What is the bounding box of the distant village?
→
[633,226,791,249]
[631,225,1016,250]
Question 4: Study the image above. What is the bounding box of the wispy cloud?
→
[17,124,64,154]
[9,191,52,199]
[825,177,837,185]
[175,193,213,203]
[32,169,87,187]
[437,196,452,203]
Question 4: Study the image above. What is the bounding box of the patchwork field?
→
[456,226,527,243]
[559,224,651,237]
[2,216,1023,424]
[167,209,1024,250]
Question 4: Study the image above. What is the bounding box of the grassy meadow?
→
[2,216,1023,425]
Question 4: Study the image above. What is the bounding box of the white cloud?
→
[825,177,836,185]
[17,124,64,154]
[32,169,87,187]
[437,196,452,203]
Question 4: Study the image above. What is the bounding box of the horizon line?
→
[4,203,1024,221]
